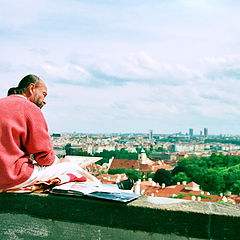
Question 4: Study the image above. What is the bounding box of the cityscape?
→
[51,128,240,205]
[2,0,240,238]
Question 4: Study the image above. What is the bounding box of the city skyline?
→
[1,1,240,134]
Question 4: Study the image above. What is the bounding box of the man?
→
[0,74,97,190]
[0,74,133,191]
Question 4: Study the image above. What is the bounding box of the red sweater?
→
[0,95,55,189]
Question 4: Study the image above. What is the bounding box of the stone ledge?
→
[0,193,239,239]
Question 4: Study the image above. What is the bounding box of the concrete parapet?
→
[0,193,239,239]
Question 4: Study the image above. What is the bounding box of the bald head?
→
[8,74,48,109]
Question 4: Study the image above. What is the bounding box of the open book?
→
[51,156,140,202]
[64,156,103,184]
[51,181,140,202]
[64,156,102,168]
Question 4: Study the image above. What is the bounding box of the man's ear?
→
[27,83,36,96]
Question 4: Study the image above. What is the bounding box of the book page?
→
[64,156,102,168]
[52,181,121,195]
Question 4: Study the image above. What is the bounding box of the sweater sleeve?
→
[24,103,55,166]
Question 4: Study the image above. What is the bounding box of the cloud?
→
[1,0,240,134]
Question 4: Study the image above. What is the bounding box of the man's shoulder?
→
[0,95,40,111]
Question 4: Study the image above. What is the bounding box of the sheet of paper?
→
[53,181,122,194]
[65,156,102,168]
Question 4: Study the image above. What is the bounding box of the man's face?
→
[33,82,48,109]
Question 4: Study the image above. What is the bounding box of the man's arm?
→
[24,103,55,166]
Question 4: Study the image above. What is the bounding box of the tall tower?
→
[189,128,193,138]
[138,148,147,164]
[149,129,153,141]
[204,128,208,137]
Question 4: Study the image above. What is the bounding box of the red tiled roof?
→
[151,165,173,172]
[109,159,140,170]
[139,164,152,172]
[97,173,128,184]
[185,182,200,187]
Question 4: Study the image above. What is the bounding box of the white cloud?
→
[1,0,240,133]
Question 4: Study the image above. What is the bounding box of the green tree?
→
[155,147,167,152]
[108,168,126,175]
[201,169,225,194]
[125,169,142,181]
[232,180,240,194]
[224,167,240,193]
[146,172,155,180]
[176,153,240,193]
[172,172,190,185]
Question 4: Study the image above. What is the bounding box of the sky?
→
[1,0,240,135]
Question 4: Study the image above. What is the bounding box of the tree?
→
[125,169,141,181]
[176,153,240,193]
[108,168,126,175]
[232,180,240,194]
[224,167,240,193]
[155,147,167,152]
[201,169,225,194]
[153,169,172,186]
[146,172,155,180]
[172,172,190,184]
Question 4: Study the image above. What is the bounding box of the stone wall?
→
[0,193,239,239]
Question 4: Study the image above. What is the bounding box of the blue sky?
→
[1,0,240,135]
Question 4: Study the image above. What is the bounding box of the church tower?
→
[138,148,147,164]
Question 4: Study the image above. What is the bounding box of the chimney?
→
[222,196,228,202]
[197,197,201,201]
[182,181,187,185]
[133,180,141,194]
[151,182,156,187]
[191,196,196,201]
[162,183,165,188]
[177,182,180,185]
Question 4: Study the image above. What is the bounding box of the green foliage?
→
[146,172,155,179]
[172,172,190,185]
[66,147,138,165]
[155,147,167,152]
[65,144,91,156]
[94,148,138,165]
[96,158,110,165]
[232,180,240,194]
[108,168,126,174]
[204,138,240,145]
[201,169,225,194]
[177,153,240,194]
[125,169,142,181]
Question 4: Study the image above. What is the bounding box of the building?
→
[149,129,153,141]
[204,128,208,137]
[189,128,193,138]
